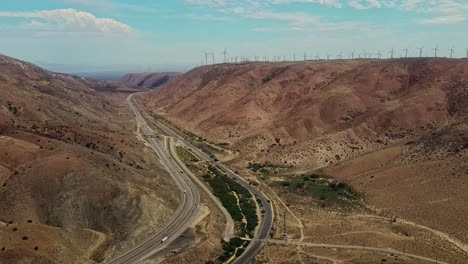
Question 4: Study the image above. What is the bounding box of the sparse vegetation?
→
[176,146,199,163]
[204,166,258,236]
[218,237,248,262]
[278,173,359,206]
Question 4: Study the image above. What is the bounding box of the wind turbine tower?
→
[417,47,423,58]
[221,48,229,63]
[304,52,307,61]
[433,45,439,58]
[351,50,355,60]
[377,50,382,59]
[389,48,394,59]
[212,52,215,64]
[449,47,454,59]
[202,51,210,65]
[402,48,408,58]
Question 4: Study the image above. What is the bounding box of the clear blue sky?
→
[1,0,467,72]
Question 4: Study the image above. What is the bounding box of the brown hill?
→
[119,72,182,89]
[143,59,468,249]
[0,55,179,264]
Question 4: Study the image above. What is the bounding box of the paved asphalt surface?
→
[138,100,274,264]
[107,94,201,264]
[110,93,273,264]
[167,137,235,242]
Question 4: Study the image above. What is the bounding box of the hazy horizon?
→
[1,0,467,72]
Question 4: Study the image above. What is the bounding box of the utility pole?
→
[284,211,287,235]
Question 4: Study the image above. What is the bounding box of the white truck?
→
[161,236,168,243]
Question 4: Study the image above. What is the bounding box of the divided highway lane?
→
[107,94,201,264]
[133,100,274,264]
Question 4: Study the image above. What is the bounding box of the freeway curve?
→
[132,96,274,264]
[107,94,201,264]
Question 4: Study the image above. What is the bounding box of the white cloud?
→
[185,13,236,21]
[418,15,467,25]
[270,0,342,8]
[184,0,363,31]
[60,0,157,13]
[348,0,382,10]
[184,0,468,26]
[0,9,133,34]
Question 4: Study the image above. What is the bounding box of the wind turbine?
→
[212,52,215,64]
[351,50,356,60]
[449,47,455,59]
[417,47,423,58]
[304,52,307,61]
[202,51,210,65]
[377,50,382,59]
[389,48,394,59]
[402,48,408,58]
[326,53,330,60]
[433,45,439,58]
[338,51,343,60]
[220,48,229,63]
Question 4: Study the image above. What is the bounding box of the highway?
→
[107,94,201,264]
[167,137,235,242]
[135,99,274,264]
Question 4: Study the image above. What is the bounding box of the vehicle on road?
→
[161,236,168,243]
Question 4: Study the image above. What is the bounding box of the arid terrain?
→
[143,58,468,263]
[119,72,182,90]
[0,55,181,264]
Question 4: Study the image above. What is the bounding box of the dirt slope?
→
[119,72,182,89]
[144,59,468,245]
[0,54,180,264]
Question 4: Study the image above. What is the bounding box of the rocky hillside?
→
[119,72,181,89]
[144,59,468,245]
[0,55,180,264]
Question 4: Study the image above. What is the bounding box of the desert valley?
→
[0,53,466,264]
